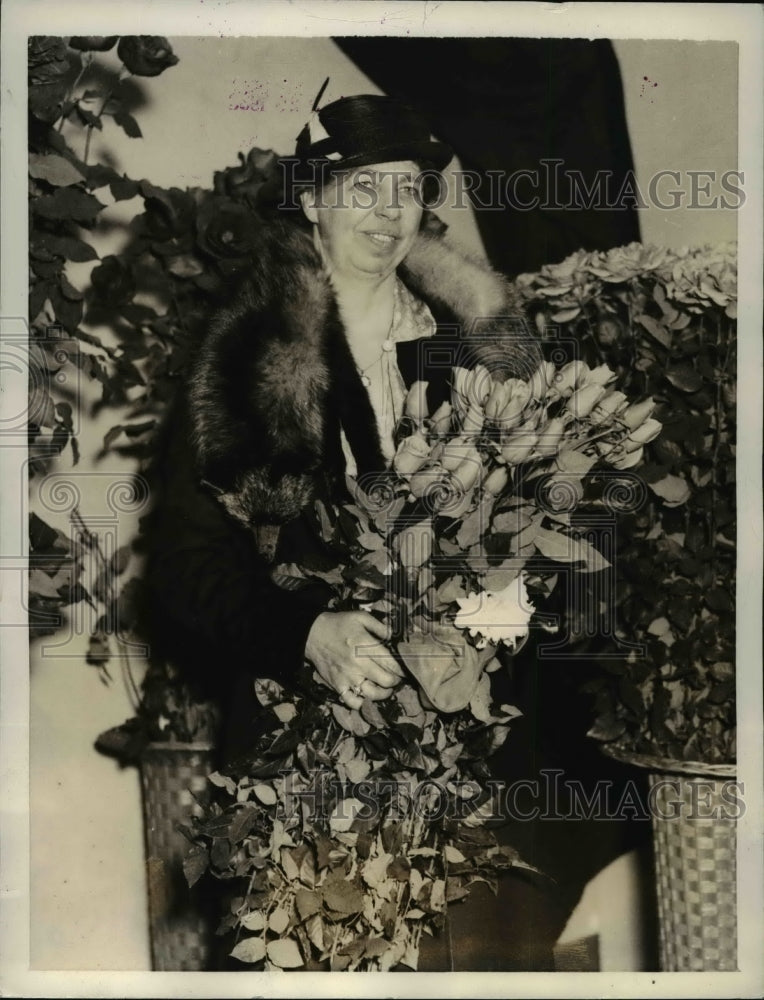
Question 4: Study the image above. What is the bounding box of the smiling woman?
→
[140,89,547,970]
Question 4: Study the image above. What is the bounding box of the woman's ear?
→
[300,189,319,225]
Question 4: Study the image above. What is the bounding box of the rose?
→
[624,417,663,450]
[551,360,587,398]
[214,148,279,204]
[451,448,483,493]
[196,200,255,260]
[451,365,491,415]
[142,187,195,243]
[482,466,508,496]
[117,36,179,77]
[484,380,510,421]
[89,255,135,304]
[408,467,448,499]
[428,400,452,436]
[68,37,119,52]
[527,361,557,401]
[581,364,617,388]
[533,416,566,458]
[620,398,656,430]
[461,405,485,437]
[404,381,429,424]
[392,431,431,475]
[566,384,607,420]
[590,390,628,426]
[495,379,532,429]
[501,430,537,465]
[439,435,473,471]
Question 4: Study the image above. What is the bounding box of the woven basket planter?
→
[603,745,737,971]
[139,741,217,971]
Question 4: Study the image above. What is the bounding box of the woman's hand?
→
[305,610,404,709]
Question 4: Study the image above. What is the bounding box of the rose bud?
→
[528,361,557,401]
[405,380,430,423]
[590,390,628,426]
[393,431,431,475]
[483,466,509,495]
[496,379,532,428]
[461,404,485,436]
[501,431,537,465]
[440,434,473,470]
[451,367,471,417]
[468,364,493,406]
[117,36,179,77]
[611,446,645,470]
[551,360,588,397]
[533,416,566,457]
[566,383,607,420]
[582,363,617,387]
[620,397,656,430]
[409,467,448,498]
[484,381,510,421]
[625,417,663,449]
[452,449,484,492]
[429,400,453,435]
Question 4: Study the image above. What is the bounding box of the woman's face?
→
[301,160,424,281]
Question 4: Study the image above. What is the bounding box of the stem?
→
[83,88,113,165]
[56,54,92,133]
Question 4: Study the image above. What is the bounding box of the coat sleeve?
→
[140,397,332,693]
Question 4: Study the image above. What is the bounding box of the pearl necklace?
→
[356,334,396,387]
[354,286,398,388]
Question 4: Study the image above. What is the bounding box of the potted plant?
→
[514,242,738,971]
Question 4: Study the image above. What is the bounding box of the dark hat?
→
[293,92,453,184]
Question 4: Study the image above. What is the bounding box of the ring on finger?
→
[351,681,365,698]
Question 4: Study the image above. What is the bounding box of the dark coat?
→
[142,217,537,759]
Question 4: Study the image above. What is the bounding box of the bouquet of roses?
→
[183,358,661,971]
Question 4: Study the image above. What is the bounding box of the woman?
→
[142,92,563,971]
[144,92,538,758]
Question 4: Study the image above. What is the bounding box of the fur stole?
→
[187,218,537,535]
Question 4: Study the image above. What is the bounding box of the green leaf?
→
[182,843,208,887]
[665,365,703,393]
[331,703,370,736]
[533,526,610,571]
[295,888,321,921]
[252,783,277,805]
[113,110,142,138]
[253,677,286,707]
[705,587,733,614]
[455,500,491,550]
[240,910,265,931]
[230,936,266,964]
[36,233,98,262]
[228,806,259,843]
[321,877,364,915]
[554,449,598,476]
[357,530,384,551]
[29,153,85,187]
[33,188,105,223]
[387,855,411,881]
[268,906,290,934]
[648,474,691,507]
[635,312,671,348]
